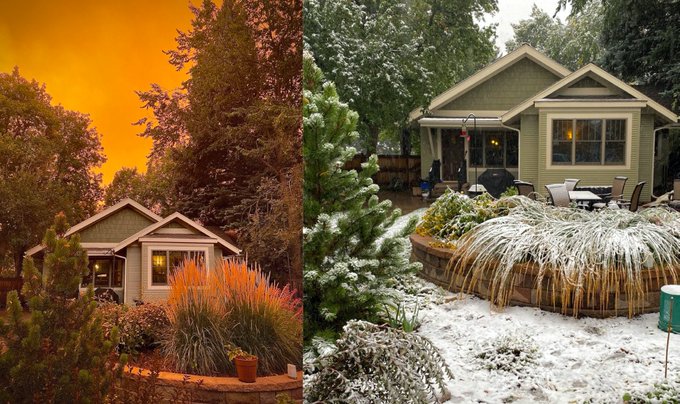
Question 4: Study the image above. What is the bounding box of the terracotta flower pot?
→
[234,356,258,383]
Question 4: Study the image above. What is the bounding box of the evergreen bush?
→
[302,52,421,339]
[0,213,125,402]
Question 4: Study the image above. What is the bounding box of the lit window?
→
[151,250,205,286]
[552,119,626,165]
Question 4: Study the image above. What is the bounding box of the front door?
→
[441,129,466,181]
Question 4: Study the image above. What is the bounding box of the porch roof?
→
[418,117,503,128]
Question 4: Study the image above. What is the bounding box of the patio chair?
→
[514,180,537,200]
[592,176,627,209]
[564,178,580,192]
[545,183,571,207]
[619,181,645,212]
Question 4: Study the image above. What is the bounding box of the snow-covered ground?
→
[418,291,680,403]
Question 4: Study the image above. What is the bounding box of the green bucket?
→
[658,285,680,333]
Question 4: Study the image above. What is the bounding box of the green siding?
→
[441,58,562,111]
[535,109,643,201]
[124,245,141,305]
[519,114,539,184]
[638,114,655,201]
[570,77,604,88]
[79,207,155,243]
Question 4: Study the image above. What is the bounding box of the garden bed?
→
[411,233,667,317]
[119,365,303,404]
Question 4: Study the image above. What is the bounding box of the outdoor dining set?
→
[513,177,680,212]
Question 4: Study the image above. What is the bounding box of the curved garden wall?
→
[411,233,664,317]
[119,366,303,404]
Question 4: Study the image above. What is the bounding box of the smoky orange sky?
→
[0,1,195,184]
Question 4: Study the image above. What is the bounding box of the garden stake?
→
[665,296,673,379]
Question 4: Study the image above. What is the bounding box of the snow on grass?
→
[417,289,680,403]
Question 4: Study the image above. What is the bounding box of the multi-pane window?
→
[551,119,626,165]
[469,131,518,168]
[151,250,205,286]
[81,258,123,288]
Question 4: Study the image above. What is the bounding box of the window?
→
[81,258,123,288]
[469,131,518,168]
[551,118,626,165]
[151,250,205,286]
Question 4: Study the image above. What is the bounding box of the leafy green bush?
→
[416,190,506,243]
[119,303,170,352]
[305,320,452,403]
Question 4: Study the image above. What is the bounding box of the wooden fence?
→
[345,155,421,188]
[0,277,23,307]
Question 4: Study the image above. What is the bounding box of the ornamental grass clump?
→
[212,258,302,375]
[163,261,231,376]
[450,203,680,317]
[163,259,302,376]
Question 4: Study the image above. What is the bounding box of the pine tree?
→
[302,52,421,339]
[0,213,125,403]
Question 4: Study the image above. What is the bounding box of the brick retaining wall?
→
[410,233,665,317]
[119,366,303,404]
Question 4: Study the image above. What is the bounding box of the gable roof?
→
[25,198,163,256]
[113,212,241,255]
[409,44,572,121]
[503,63,680,123]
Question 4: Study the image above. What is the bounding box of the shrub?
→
[212,258,302,375]
[304,320,453,403]
[163,259,302,376]
[623,380,680,403]
[416,190,504,244]
[475,334,539,374]
[119,303,170,353]
[0,214,125,402]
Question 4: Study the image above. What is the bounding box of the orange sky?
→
[0,1,194,184]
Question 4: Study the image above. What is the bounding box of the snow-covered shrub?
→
[416,190,507,245]
[623,380,680,403]
[475,334,539,375]
[304,320,453,403]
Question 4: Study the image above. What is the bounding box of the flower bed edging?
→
[120,365,303,404]
[410,233,663,317]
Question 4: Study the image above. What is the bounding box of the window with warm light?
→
[551,118,626,165]
[81,258,123,288]
[469,130,518,168]
[151,250,205,286]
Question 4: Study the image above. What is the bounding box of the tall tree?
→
[304,0,497,155]
[303,52,420,339]
[505,2,603,70]
[136,0,302,286]
[0,68,105,275]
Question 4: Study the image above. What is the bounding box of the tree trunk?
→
[14,248,24,278]
[366,125,380,156]
[400,127,412,156]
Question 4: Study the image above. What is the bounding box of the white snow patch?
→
[418,289,680,403]
[661,284,680,295]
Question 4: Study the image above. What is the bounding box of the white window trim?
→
[146,245,211,290]
[546,112,633,170]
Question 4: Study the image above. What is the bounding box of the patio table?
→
[569,190,602,210]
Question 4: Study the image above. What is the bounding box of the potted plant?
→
[228,347,258,383]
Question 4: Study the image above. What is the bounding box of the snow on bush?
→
[624,380,680,403]
[304,320,453,403]
[475,333,540,375]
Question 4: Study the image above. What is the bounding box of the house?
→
[410,44,680,201]
[25,198,241,304]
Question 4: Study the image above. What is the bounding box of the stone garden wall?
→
[411,233,665,317]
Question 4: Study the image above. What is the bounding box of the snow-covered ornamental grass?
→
[418,192,680,317]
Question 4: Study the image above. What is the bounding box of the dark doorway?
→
[441,129,465,180]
